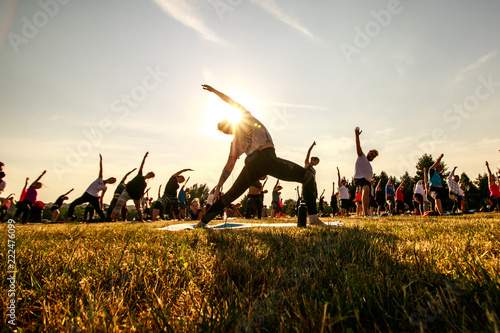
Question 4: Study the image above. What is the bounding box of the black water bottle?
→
[297,201,307,227]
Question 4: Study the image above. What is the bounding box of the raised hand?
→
[202,84,215,92]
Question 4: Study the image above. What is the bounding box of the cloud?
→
[255,100,329,110]
[249,0,320,42]
[455,50,498,82]
[153,0,225,44]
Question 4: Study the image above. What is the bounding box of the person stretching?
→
[337,167,350,217]
[304,141,320,199]
[50,188,74,222]
[111,152,155,222]
[428,154,444,215]
[14,171,46,224]
[353,127,378,217]
[66,154,116,222]
[486,161,500,212]
[152,169,192,221]
[447,166,462,213]
[107,168,137,221]
[196,84,324,228]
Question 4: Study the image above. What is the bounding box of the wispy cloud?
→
[249,0,320,42]
[153,0,225,44]
[455,50,498,82]
[255,100,329,110]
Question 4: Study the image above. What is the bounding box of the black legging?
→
[489,196,499,212]
[245,194,263,219]
[67,192,105,221]
[14,200,32,223]
[413,193,423,215]
[202,148,316,224]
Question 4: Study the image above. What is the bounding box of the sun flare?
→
[202,91,258,138]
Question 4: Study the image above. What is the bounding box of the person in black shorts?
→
[353,127,378,217]
[50,188,74,222]
[152,168,193,221]
[1,194,14,222]
[65,154,116,222]
[111,152,155,222]
[107,167,137,221]
[428,154,444,215]
[195,84,324,228]
[374,178,385,216]
[245,179,264,219]
[330,182,338,217]
[304,141,320,199]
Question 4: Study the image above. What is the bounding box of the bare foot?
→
[309,215,326,226]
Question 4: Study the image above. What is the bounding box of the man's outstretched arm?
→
[305,141,316,167]
[98,154,103,178]
[213,156,238,202]
[202,84,247,113]
[355,127,363,157]
[121,168,137,184]
[430,154,444,170]
[172,169,193,177]
[138,152,149,174]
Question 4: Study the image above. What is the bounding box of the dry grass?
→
[1,214,499,332]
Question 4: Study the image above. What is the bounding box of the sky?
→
[1,0,499,206]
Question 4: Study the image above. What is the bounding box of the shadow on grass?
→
[2,220,498,332]
[198,225,499,332]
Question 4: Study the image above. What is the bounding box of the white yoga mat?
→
[156,221,344,231]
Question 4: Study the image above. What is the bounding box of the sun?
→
[202,94,244,138]
[206,95,242,124]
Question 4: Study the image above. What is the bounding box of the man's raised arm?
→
[213,156,238,202]
[305,141,316,167]
[172,169,193,177]
[139,152,149,174]
[98,154,103,178]
[31,170,47,187]
[355,127,363,157]
[64,188,74,196]
[202,84,247,113]
[430,154,444,170]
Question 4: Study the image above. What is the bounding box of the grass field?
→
[1,214,499,332]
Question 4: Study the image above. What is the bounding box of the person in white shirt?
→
[353,127,378,217]
[413,180,425,215]
[196,84,324,228]
[66,154,116,222]
[447,166,462,213]
[337,167,350,217]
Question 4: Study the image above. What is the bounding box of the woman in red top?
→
[395,181,405,214]
[486,161,500,212]
[354,187,362,216]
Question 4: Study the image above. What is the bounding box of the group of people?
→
[2,85,499,225]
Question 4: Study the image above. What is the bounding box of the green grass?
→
[1,214,499,332]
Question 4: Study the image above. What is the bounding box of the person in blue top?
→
[178,177,190,220]
[385,177,395,214]
[428,153,444,215]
